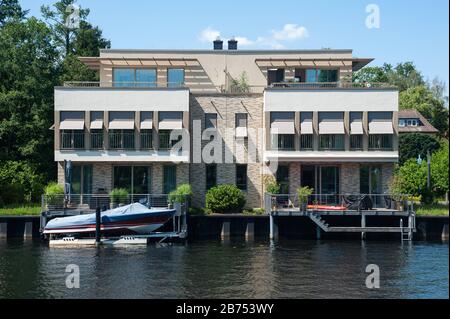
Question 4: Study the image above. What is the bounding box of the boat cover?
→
[44,203,175,230]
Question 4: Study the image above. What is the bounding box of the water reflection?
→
[0,239,448,299]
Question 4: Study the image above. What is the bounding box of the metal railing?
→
[269,82,396,89]
[63,81,187,88]
[140,130,153,149]
[60,132,85,149]
[266,193,413,213]
[41,193,189,212]
[90,132,104,149]
[369,134,393,151]
[109,132,135,150]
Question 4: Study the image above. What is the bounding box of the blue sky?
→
[20,0,449,90]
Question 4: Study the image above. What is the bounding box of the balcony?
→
[268,81,396,90]
[57,131,188,163]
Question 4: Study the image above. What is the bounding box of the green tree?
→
[395,159,428,198]
[0,0,28,26]
[0,18,59,184]
[430,142,449,196]
[398,133,441,165]
[353,66,389,83]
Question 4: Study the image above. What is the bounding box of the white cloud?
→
[271,24,309,41]
[199,27,221,43]
[198,23,308,49]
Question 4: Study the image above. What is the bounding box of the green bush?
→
[297,186,314,204]
[44,182,64,206]
[243,208,265,215]
[109,188,129,203]
[188,206,209,216]
[264,175,280,194]
[206,184,246,214]
[168,184,192,203]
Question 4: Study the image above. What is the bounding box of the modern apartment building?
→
[54,39,399,209]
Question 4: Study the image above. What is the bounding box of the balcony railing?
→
[60,132,85,149]
[269,82,396,89]
[90,132,104,149]
[109,132,135,150]
[63,81,187,88]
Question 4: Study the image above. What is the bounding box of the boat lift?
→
[41,195,188,247]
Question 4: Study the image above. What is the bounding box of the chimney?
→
[213,37,223,50]
[228,37,238,50]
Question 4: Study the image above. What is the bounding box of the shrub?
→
[297,186,314,204]
[168,184,192,203]
[243,208,265,215]
[44,182,64,206]
[188,206,209,216]
[263,175,280,194]
[109,188,129,204]
[206,184,246,214]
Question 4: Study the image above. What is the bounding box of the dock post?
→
[0,222,6,239]
[245,221,255,241]
[316,225,321,240]
[442,224,449,241]
[95,207,101,246]
[174,202,181,232]
[24,221,33,239]
[269,214,278,241]
[221,221,230,241]
[361,213,366,240]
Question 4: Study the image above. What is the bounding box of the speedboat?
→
[43,203,176,235]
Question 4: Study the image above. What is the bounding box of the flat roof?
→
[100,48,354,54]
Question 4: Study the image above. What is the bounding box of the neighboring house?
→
[53,39,399,209]
[398,109,439,135]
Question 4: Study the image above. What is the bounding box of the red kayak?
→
[307,204,347,211]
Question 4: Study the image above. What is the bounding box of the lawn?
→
[414,203,449,216]
[0,204,41,216]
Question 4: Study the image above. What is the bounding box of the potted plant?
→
[168,184,193,209]
[263,175,280,211]
[297,186,314,212]
[44,183,64,210]
[109,188,129,208]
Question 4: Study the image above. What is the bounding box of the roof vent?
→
[213,37,223,50]
[228,37,238,50]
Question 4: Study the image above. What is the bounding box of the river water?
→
[0,239,448,299]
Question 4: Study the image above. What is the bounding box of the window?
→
[350,135,363,150]
[113,166,151,194]
[276,165,289,194]
[61,130,85,149]
[272,134,295,150]
[205,113,217,129]
[163,165,177,194]
[206,164,217,190]
[267,69,285,85]
[369,134,393,150]
[109,130,135,149]
[69,165,92,195]
[159,130,182,150]
[360,165,382,207]
[319,135,345,150]
[235,113,247,128]
[90,129,103,149]
[399,119,406,127]
[135,69,156,87]
[113,68,157,87]
[306,69,338,83]
[140,129,153,149]
[236,164,247,191]
[167,69,185,87]
[300,134,313,150]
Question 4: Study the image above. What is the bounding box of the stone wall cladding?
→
[381,163,394,194]
[341,163,360,194]
[190,94,264,209]
[92,163,112,193]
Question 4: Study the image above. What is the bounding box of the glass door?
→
[319,166,340,205]
[360,166,382,207]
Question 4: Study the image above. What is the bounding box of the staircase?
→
[308,212,415,240]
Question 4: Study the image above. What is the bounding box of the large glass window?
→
[136,69,156,87]
[369,134,393,150]
[113,68,157,87]
[113,166,151,195]
[276,165,290,194]
[163,165,177,194]
[360,165,382,206]
[206,164,217,190]
[306,69,338,83]
[113,68,134,87]
[167,69,185,87]
[319,134,345,150]
[236,164,247,191]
